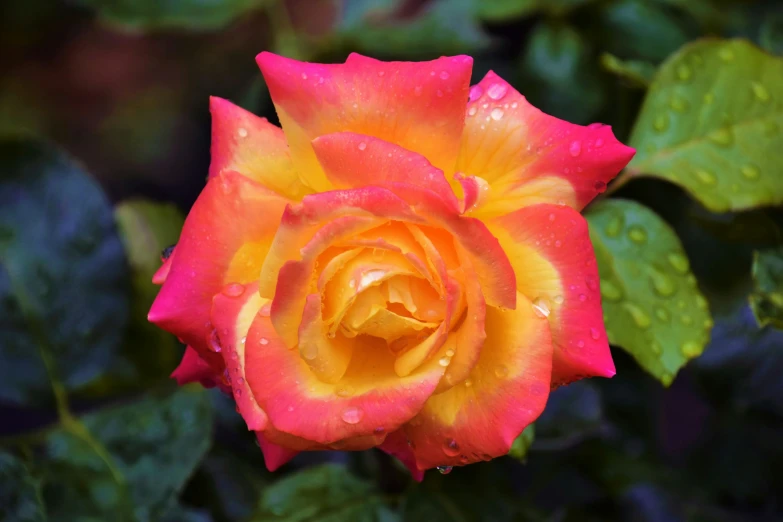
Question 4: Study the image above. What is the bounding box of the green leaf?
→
[517,22,607,124]
[597,0,693,63]
[41,388,213,522]
[586,199,713,386]
[625,39,783,213]
[77,200,185,394]
[72,0,272,31]
[251,464,398,521]
[0,137,129,406]
[508,425,535,462]
[749,247,783,329]
[0,451,46,522]
[335,0,490,60]
[600,53,656,88]
[475,0,593,21]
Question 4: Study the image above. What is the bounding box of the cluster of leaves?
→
[2,0,783,521]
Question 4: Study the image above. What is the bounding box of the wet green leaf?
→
[601,53,655,88]
[0,138,129,406]
[626,39,783,212]
[586,199,713,386]
[475,0,593,21]
[749,247,783,329]
[251,464,398,521]
[41,388,212,522]
[72,0,272,31]
[0,451,46,522]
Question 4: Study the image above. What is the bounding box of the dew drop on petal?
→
[443,439,460,457]
[594,180,607,193]
[437,466,453,475]
[237,127,248,138]
[221,283,244,298]
[207,330,222,352]
[494,365,509,378]
[301,343,318,361]
[532,297,550,318]
[358,142,367,151]
[468,85,483,102]
[590,327,601,340]
[486,82,508,100]
[569,141,582,157]
[439,356,451,367]
[490,108,504,120]
[439,71,450,80]
[259,337,269,345]
[341,407,364,424]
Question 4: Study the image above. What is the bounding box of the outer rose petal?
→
[257,52,472,192]
[212,283,269,431]
[489,204,615,384]
[405,292,553,470]
[209,97,310,199]
[378,429,425,482]
[457,71,635,215]
[256,432,299,472]
[312,132,459,213]
[148,171,287,372]
[244,311,452,445]
[171,346,218,388]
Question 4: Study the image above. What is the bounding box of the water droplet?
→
[752,82,770,102]
[464,378,473,387]
[532,297,551,318]
[686,274,697,287]
[650,271,676,297]
[494,365,509,378]
[234,387,242,397]
[358,142,367,151]
[595,138,604,148]
[467,106,477,117]
[655,307,670,322]
[669,96,688,112]
[439,356,451,367]
[237,127,248,138]
[440,71,450,80]
[341,407,364,424]
[486,83,508,100]
[594,180,607,193]
[695,295,708,309]
[221,282,245,297]
[708,127,733,147]
[437,466,453,475]
[443,439,460,457]
[681,341,701,358]
[301,343,318,361]
[650,341,662,355]
[676,63,692,81]
[681,315,693,326]
[548,213,555,222]
[600,280,623,302]
[741,164,760,181]
[259,337,269,345]
[553,294,565,304]
[445,349,455,357]
[490,107,504,121]
[468,85,483,101]
[667,253,689,274]
[627,226,647,244]
[590,327,601,340]
[511,101,518,109]
[336,384,355,397]
[694,169,717,186]
[606,215,623,237]
[207,330,222,352]
[586,277,598,291]
[719,47,734,61]
[569,141,582,157]
[653,114,669,132]
[661,373,674,386]
[623,302,651,329]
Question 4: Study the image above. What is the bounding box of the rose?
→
[149,51,634,476]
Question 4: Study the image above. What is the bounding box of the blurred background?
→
[2,0,783,521]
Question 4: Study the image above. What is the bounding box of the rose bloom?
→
[149,52,634,477]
